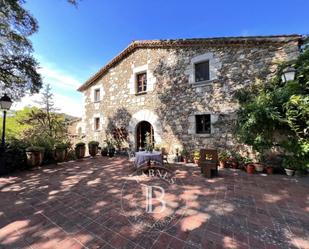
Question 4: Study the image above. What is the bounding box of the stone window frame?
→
[129,64,156,95]
[188,112,219,137]
[185,52,222,87]
[91,84,104,103]
[94,88,101,102]
[94,117,100,131]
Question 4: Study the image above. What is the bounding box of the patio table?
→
[134,151,163,168]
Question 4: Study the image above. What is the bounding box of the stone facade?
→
[78,36,301,153]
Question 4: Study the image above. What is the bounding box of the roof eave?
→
[77,35,303,92]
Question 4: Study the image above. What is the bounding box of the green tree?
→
[0,0,78,99]
[235,46,309,168]
[0,107,34,139]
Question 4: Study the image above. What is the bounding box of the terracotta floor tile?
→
[0,157,308,249]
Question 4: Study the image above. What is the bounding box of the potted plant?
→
[193,151,200,164]
[144,132,154,153]
[26,146,45,167]
[259,153,273,174]
[105,138,116,157]
[244,158,255,174]
[282,156,295,176]
[253,162,264,173]
[75,142,86,159]
[218,150,229,168]
[229,151,242,169]
[181,149,190,164]
[88,141,99,157]
[101,146,108,156]
[54,143,68,162]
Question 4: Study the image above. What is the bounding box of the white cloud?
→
[11,57,83,117]
[38,67,81,90]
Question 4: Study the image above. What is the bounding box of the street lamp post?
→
[0,94,13,150]
[281,67,296,83]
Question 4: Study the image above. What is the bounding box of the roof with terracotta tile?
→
[77,34,303,91]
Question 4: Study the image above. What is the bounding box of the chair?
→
[161,147,169,164]
[198,149,218,178]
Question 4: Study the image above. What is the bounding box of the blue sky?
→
[15,0,309,116]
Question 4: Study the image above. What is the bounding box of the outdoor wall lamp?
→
[0,94,13,150]
[281,67,296,83]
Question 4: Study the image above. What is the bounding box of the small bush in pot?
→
[75,142,86,159]
[181,149,190,163]
[218,151,229,168]
[54,143,68,163]
[104,138,116,157]
[88,141,99,157]
[101,146,108,156]
[228,151,242,169]
[26,146,45,167]
[282,156,298,176]
[193,151,200,164]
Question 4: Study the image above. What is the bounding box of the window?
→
[94,89,100,102]
[195,114,211,134]
[136,72,147,93]
[94,117,100,131]
[195,61,210,82]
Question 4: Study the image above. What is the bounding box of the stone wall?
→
[81,41,299,154]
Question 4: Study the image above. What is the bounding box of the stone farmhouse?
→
[77,35,302,153]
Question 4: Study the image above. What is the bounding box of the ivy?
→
[235,45,309,169]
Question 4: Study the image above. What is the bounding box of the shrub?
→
[55,143,69,150]
[193,151,200,160]
[88,141,99,146]
[218,151,230,161]
[75,142,85,147]
[26,146,45,152]
[0,139,30,175]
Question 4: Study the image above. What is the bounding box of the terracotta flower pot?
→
[26,151,44,167]
[183,158,188,164]
[75,146,85,159]
[194,159,199,165]
[54,149,67,163]
[266,167,273,175]
[246,164,255,174]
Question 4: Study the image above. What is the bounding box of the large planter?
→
[54,149,67,163]
[75,145,86,159]
[89,145,98,157]
[254,163,264,173]
[245,164,255,174]
[285,168,295,176]
[26,149,44,167]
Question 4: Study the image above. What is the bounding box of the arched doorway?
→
[136,121,154,151]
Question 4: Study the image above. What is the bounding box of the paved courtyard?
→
[0,157,308,249]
